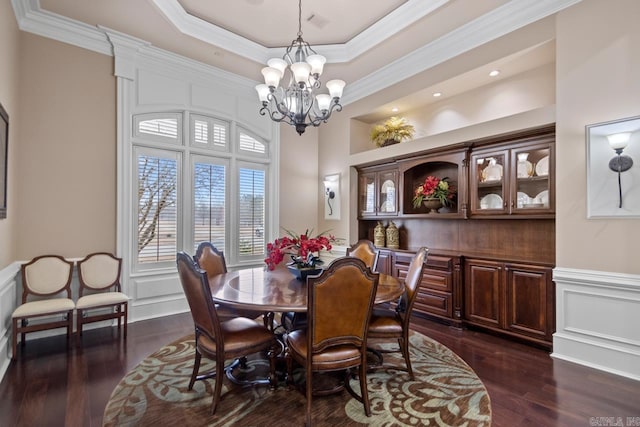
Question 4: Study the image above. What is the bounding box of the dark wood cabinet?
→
[375,249,393,275]
[464,258,554,348]
[394,251,462,326]
[358,164,399,218]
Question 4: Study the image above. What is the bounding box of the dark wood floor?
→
[1,313,639,426]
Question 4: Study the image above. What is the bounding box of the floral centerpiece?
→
[264,228,336,272]
[412,176,456,209]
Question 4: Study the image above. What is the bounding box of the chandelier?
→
[255,0,345,135]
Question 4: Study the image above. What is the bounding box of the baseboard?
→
[552,267,640,381]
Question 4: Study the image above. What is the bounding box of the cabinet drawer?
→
[421,269,452,292]
[395,253,454,271]
[415,289,452,318]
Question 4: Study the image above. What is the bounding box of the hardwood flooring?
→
[1,313,639,426]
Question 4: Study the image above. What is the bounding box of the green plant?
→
[370,116,415,147]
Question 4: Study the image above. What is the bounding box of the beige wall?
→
[0,3,21,269]
[556,0,640,274]
[15,34,116,260]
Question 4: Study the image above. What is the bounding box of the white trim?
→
[552,267,640,381]
[11,0,583,107]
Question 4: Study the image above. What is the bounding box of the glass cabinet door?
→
[512,145,552,213]
[359,172,376,216]
[471,151,508,214]
[377,170,398,216]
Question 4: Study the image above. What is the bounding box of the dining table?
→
[207,263,404,313]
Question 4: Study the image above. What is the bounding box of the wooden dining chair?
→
[346,239,379,271]
[12,255,75,359]
[194,241,274,329]
[367,247,428,379]
[286,257,379,426]
[176,252,278,415]
[76,252,129,340]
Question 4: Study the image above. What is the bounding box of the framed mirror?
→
[0,102,7,219]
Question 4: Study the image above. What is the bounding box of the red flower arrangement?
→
[264,228,336,271]
[412,176,456,208]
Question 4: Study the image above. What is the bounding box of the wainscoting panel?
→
[553,267,640,380]
[0,262,20,381]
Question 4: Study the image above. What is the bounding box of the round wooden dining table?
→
[207,263,404,312]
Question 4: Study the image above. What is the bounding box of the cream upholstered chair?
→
[286,257,379,426]
[177,251,277,414]
[12,255,75,360]
[367,247,428,379]
[194,242,274,329]
[76,252,128,340]
[346,239,379,271]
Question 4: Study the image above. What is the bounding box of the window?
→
[135,149,179,265]
[131,112,270,270]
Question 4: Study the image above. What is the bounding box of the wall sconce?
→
[607,132,633,208]
[323,174,340,220]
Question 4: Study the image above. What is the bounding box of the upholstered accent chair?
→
[176,252,278,414]
[12,255,75,359]
[194,241,274,329]
[346,239,379,271]
[76,252,129,340]
[286,257,379,426]
[367,247,428,379]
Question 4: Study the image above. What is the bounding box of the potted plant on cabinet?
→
[370,116,415,147]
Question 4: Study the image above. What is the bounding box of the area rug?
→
[103,331,491,426]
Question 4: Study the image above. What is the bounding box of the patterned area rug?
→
[103,331,491,426]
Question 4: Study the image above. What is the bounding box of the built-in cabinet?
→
[356,126,556,349]
[358,164,399,217]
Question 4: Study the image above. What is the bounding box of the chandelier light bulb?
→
[306,54,326,75]
[326,79,345,99]
[607,132,631,151]
[290,62,311,84]
[267,58,287,77]
[316,94,331,111]
[261,67,282,88]
[255,84,270,103]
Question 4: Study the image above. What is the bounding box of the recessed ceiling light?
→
[433,92,442,97]
[489,70,500,77]
[391,107,399,112]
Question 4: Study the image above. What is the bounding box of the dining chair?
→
[194,241,274,329]
[11,255,75,360]
[367,246,428,379]
[346,239,379,271]
[286,257,379,426]
[176,251,278,415]
[76,252,129,341]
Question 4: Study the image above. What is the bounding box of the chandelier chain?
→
[297,0,303,38]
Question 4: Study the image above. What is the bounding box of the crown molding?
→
[342,0,583,105]
[10,0,583,106]
[151,0,450,64]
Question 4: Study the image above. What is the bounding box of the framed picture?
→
[0,102,7,219]
[586,115,640,218]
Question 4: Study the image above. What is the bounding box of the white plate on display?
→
[517,160,533,178]
[380,179,395,194]
[517,192,532,208]
[380,200,395,213]
[535,156,549,177]
[480,193,503,209]
[534,190,549,207]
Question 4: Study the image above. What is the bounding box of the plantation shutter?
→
[238,167,265,257]
[193,161,226,251]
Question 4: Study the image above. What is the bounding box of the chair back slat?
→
[308,257,378,352]
[177,252,221,347]
[21,255,73,299]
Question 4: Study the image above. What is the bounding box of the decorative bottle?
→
[386,221,399,249]
[374,221,385,247]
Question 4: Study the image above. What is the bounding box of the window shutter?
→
[238,130,266,156]
[238,167,265,256]
[193,161,226,251]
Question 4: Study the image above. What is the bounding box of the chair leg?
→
[211,357,225,415]
[189,350,201,390]
[268,342,277,389]
[66,310,73,347]
[11,318,18,360]
[123,303,128,338]
[306,363,313,427]
[360,361,371,416]
[400,335,413,379]
[77,309,83,340]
